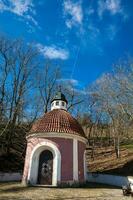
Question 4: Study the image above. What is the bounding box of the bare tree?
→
[35,61,61,113]
[85,59,133,158]
[0,36,39,155]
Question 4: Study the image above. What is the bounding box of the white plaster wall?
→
[0,172,22,182]
[84,150,87,180]
[73,138,78,181]
[129,177,133,191]
[87,173,133,187]
[51,100,67,111]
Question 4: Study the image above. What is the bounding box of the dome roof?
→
[29,109,85,138]
[51,91,68,104]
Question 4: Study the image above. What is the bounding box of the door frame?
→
[38,150,53,185]
[28,140,61,186]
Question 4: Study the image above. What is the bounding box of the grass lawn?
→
[0,182,130,200]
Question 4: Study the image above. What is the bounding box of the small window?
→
[52,102,54,107]
[56,101,59,106]
[62,102,65,106]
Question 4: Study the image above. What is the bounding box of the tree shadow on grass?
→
[0,184,35,193]
[0,183,123,200]
[57,182,120,189]
[0,198,31,200]
[52,196,117,200]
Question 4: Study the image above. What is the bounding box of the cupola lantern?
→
[51,91,68,111]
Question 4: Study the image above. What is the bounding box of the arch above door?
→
[27,140,61,186]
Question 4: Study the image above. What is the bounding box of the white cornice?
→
[26,132,87,144]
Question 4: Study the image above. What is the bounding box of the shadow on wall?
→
[0,173,22,182]
[87,172,133,187]
[103,159,133,176]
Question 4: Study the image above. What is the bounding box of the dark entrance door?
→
[38,150,53,185]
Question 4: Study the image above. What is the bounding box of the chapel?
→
[22,91,87,186]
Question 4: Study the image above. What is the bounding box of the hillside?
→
[87,145,133,176]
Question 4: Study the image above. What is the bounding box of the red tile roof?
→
[29,109,85,138]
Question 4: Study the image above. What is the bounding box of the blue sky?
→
[0,0,133,89]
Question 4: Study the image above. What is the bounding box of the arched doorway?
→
[37,150,53,185]
[27,140,61,186]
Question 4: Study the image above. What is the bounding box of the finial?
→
[59,85,61,92]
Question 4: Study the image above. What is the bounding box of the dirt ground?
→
[0,182,132,200]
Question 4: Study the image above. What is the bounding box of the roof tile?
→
[29,109,85,138]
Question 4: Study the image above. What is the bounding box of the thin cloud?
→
[36,43,69,60]
[58,78,79,86]
[0,0,33,16]
[63,0,83,29]
[107,24,118,40]
[57,78,86,95]
[0,0,39,27]
[98,0,127,19]
[88,24,100,39]
[87,7,95,16]
[26,15,39,27]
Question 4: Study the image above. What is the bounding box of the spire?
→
[59,85,61,92]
